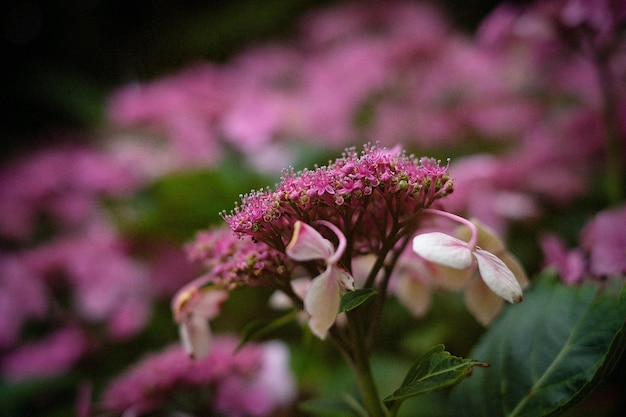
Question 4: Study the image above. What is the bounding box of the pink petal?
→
[412,232,473,269]
[172,278,228,359]
[192,289,229,320]
[171,277,228,322]
[303,266,342,339]
[286,221,335,262]
[474,249,523,303]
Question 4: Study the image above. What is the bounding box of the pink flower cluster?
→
[222,144,452,252]
[175,145,458,342]
[186,225,291,289]
[0,144,138,240]
[0,141,197,382]
[0,243,149,382]
[448,0,626,233]
[0,143,157,381]
[99,336,296,417]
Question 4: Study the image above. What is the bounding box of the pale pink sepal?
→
[412,232,473,269]
[172,278,229,359]
[189,288,229,320]
[179,314,212,359]
[501,252,529,289]
[286,221,335,261]
[464,277,505,326]
[394,273,431,317]
[474,249,523,303]
[303,266,342,340]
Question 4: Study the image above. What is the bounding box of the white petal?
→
[286,221,335,261]
[180,314,211,359]
[474,248,523,303]
[412,232,473,269]
[303,268,341,339]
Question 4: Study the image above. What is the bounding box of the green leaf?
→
[340,288,377,313]
[450,273,626,417]
[383,344,488,409]
[237,309,300,351]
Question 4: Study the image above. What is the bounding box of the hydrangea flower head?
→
[222,144,453,254]
[171,145,452,342]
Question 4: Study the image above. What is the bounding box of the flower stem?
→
[346,310,386,417]
[421,208,478,248]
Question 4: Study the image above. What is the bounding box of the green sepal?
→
[339,288,377,313]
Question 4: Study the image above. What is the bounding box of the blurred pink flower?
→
[106,0,560,168]
[149,243,201,297]
[541,205,626,283]
[299,37,391,143]
[391,250,436,317]
[444,155,539,234]
[540,233,586,284]
[100,336,295,417]
[1,327,88,381]
[23,220,151,340]
[581,204,626,277]
[0,145,139,240]
[107,63,229,168]
[0,254,49,347]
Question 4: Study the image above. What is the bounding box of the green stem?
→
[346,310,386,417]
[365,234,410,349]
